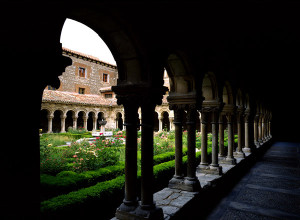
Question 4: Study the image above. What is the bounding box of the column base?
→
[182,177,201,192]
[197,164,222,175]
[243,147,251,153]
[116,203,164,220]
[219,157,236,165]
[196,163,209,172]
[218,155,226,162]
[168,175,184,190]
[209,165,223,175]
[234,151,245,158]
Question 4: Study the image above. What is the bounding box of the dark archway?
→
[116,112,123,130]
[77,111,85,129]
[65,110,74,131]
[52,110,63,133]
[162,111,170,131]
[87,112,95,131]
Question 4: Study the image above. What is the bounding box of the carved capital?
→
[186,105,197,124]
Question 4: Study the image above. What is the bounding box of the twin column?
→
[114,86,166,220]
[168,104,201,192]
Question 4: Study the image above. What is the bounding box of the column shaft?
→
[200,111,208,166]
[140,104,155,207]
[119,103,139,211]
[47,116,53,133]
[211,111,219,167]
[174,109,183,178]
[219,114,225,157]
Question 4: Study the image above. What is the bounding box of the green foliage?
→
[40,163,125,201]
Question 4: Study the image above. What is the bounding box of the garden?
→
[40,128,237,219]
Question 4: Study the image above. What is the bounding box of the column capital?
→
[186,105,197,124]
[112,84,168,107]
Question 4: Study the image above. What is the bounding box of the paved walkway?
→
[206,142,300,220]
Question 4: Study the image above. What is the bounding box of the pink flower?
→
[96,137,100,140]
[73,155,78,158]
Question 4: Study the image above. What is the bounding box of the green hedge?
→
[41,138,235,218]
[41,148,188,201]
[41,148,212,218]
[40,162,125,201]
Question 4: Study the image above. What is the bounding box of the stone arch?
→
[202,72,219,101]
[236,89,244,108]
[165,52,195,94]
[222,81,234,105]
[64,11,145,85]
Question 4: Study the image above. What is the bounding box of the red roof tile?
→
[42,90,117,106]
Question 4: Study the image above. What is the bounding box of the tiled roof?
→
[62,47,117,68]
[42,90,117,106]
[43,90,168,106]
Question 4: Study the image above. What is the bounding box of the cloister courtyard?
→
[2,1,300,219]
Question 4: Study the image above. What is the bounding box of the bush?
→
[40,163,125,201]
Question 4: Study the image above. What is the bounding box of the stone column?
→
[218,113,226,158]
[47,115,53,133]
[158,116,163,131]
[243,113,251,153]
[169,116,174,131]
[197,109,209,171]
[224,113,236,165]
[116,100,139,215]
[135,101,164,219]
[168,106,184,188]
[184,105,201,191]
[253,114,259,147]
[210,109,222,175]
[72,116,78,130]
[83,116,88,131]
[234,109,245,158]
[60,115,66,133]
[93,115,97,132]
[258,115,263,145]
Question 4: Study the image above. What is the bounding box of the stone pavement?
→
[206,142,300,220]
[153,153,251,220]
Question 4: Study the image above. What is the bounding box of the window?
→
[105,93,112,98]
[79,67,86,77]
[103,73,108,82]
[79,88,85,94]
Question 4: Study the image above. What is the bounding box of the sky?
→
[60,18,116,65]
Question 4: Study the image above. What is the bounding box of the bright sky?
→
[60,18,116,65]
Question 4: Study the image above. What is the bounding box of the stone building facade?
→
[40,47,172,133]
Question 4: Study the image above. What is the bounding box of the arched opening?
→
[52,110,63,133]
[87,112,95,131]
[202,72,218,101]
[77,111,85,129]
[65,110,74,131]
[116,112,123,130]
[40,109,49,133]
[162,111,170,131]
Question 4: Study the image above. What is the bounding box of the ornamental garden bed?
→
[40,129,236,219]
